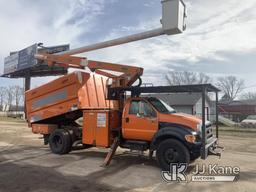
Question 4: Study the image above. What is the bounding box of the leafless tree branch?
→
[166,71,211,85]
[216,76,244,101]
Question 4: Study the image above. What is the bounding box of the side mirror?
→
[150,111,157,118]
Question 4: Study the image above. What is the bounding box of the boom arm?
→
[88,60,143,87]
[4,0,186,88]
[33,0,186,87]
[34,53,143,88]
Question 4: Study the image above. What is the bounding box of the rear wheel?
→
[156,139,190,171]
[49,129,72,154]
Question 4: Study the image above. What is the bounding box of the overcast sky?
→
[0,0,256,94]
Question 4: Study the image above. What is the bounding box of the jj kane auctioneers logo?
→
[162,163,240,182]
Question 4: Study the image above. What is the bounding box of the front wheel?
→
[156,139,190,171]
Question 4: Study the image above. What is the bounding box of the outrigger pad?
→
[209,145,224,159]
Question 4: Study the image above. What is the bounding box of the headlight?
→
[197,123,202,132]
[185,134,196,143]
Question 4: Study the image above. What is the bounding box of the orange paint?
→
[25,71,118,124]
[32,124,57,134]
[82,110,121,147]
[122,97,201,141]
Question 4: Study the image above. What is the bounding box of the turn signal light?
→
[185,134,196,143]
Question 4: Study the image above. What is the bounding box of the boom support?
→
[34,53,143,88]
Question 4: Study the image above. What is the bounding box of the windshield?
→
[147,97,176,114]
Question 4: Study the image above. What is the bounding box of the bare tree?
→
[240,92,256,100]
[6,86,14,107]
[0,87,7,110]
[12,85,24,113]
[166,71,211,85]
[198,72,211,84]
[216,76,244,101]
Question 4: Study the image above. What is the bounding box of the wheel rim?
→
[164,148,179,164]
[52,135,63,148]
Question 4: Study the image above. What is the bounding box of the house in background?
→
[146,93,214,121]
[219,100,256,122]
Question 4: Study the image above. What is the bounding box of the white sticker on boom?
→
[97,113,106,127]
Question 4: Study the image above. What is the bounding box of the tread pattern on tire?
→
[156,138,190,171]
[49,129,72,154]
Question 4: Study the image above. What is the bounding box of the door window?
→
[140,101,156,117]
[129,100,156,117]
[129,101,139,115]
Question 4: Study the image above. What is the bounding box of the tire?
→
[49,129,72,154]
[156,139,190,171]
[65,129,76,146]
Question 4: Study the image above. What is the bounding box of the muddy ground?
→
[0,121,255,192]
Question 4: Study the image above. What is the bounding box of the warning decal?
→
[97,113,106,127]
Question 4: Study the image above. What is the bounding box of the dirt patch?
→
[0,121,255,192]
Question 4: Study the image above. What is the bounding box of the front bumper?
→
[201,137,223,159]
[187,136,223,160]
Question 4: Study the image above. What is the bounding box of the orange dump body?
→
[32,124,57,134]
[25,71,118,124]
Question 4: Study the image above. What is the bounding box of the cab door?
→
[122,99,158,141]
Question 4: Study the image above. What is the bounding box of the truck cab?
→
[121,97,212,170]
[122,97,202,140]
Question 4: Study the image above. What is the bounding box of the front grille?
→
[206,124,213,140]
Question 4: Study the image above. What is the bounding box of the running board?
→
[101,137,119,167]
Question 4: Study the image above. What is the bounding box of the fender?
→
[150,123,197,151]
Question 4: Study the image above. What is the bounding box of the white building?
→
[147,93,213,121]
